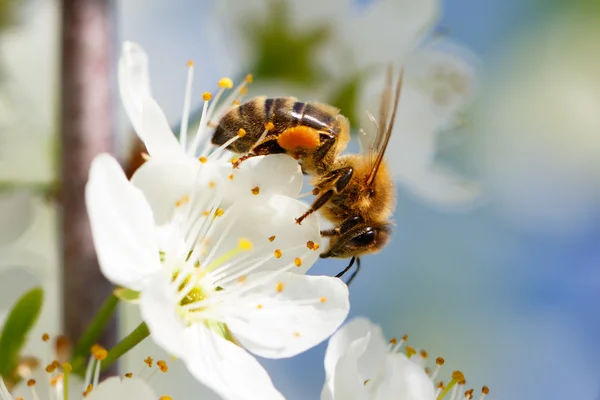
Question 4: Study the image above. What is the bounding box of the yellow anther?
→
[228,174,234,180]
[125,372,133,378]
[83,384,93,396]
[319,297,327,303]
[203,210,210,216]
[218,77,234,89]
[232,99,241,106]
[237,128,247,137]
[276,282,284,292]
[257,304,263,309]
[231,157,239,165]
[482,386,490,394]
[293,332,301,337]
[238,238,253,250]
[274,249,282,258]
[46,363,56,373]
[306,240,315,250]
[42,333,50,342]
[264,122,275,131]
[436,357,445,365]
[240,86,248,95]
[251,186,260,195]
[187,60,194,67]
[144,356,153,368]
[92,345,107,361]
[452,370,465,383]
[159,396,173,400]
[208,181,216,188]
[175,194,190,207]
[199,156,208,163]
[62,363,72,373]
[245,74,253,83]
[402,334,408,341]
[312,243,320,250]
[420,349,428,358]
[294,257,302,267]
[268,235,276,242]
[27,379,36,387]
[157,360,168,372]
[405,346,416,358]
[215,208,224,217]
[202,92,212,101]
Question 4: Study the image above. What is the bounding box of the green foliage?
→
[0,286,43,378]
[242,0,331,85]
[0,0,22,32]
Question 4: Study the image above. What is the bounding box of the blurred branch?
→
[59,0,116,374]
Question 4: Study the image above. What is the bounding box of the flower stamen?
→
[180,60,195,150]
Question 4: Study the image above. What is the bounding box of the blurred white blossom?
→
[322,318,489,400]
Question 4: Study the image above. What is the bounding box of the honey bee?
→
[212,68,403,284]
[212,97,350,175]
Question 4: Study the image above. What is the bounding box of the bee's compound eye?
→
[348,228,376,247]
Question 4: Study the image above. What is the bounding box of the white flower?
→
[85,153,349,399]
[360,38,482,210]
[322,318,490,400]
[118,41,306,207]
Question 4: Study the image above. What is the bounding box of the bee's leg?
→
[335,256,356,279]
[233,138,285,168]
[320,228,340,237]
[296,167,353,224]
[345,257,361,286]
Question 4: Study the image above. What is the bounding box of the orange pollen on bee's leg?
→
[277,126,320,150]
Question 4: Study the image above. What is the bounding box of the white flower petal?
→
[221,155,304,206]
[339,0,439,69]
[405,39,479,128]
[373,353,435,400]
[322,334,371,400]
[140,96,185,158]
[324,317,387,381]
[85,154,160,290]
[86,377,157,400]
[139,269,197,359]
[130,158,221,226]
[118,41,151,136]
[208,194,321,276]
[226,273,349,359]
[185,325,285,400]
[399,163,483,209]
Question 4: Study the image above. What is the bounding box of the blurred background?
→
[1,0,600,399]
